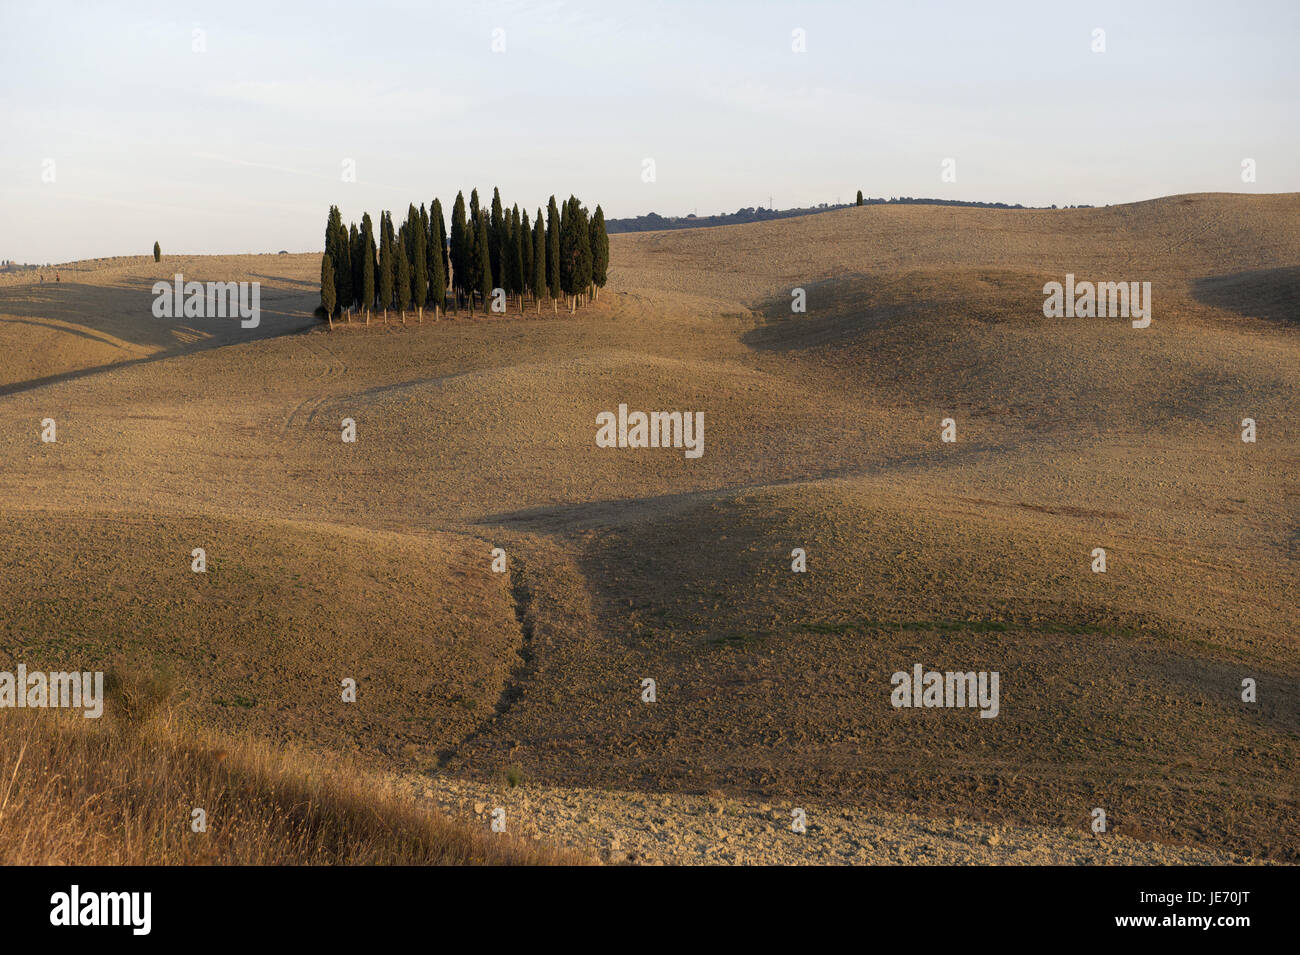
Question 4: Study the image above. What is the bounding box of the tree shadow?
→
[0,277,320,395]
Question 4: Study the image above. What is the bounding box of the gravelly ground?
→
[410,774,1259,865]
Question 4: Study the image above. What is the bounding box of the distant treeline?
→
[320,189,609,321]
[606,196,1093,233]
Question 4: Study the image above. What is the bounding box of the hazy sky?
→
[2,0,1297,262]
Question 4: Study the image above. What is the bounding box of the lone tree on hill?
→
[856,190,864,206]
[153,241,161,262]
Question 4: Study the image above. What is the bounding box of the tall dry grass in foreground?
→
[0,668,581,865]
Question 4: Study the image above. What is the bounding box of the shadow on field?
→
[0,278,320,395]
[1191,266,1300,325]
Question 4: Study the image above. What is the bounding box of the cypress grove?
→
[321,189,606,324]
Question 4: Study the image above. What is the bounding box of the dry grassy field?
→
[0,193,1295,864]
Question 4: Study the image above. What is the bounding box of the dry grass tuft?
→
[0,709,583,865]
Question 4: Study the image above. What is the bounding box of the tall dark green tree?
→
[561,197,592,308]
[424,201,442,314]
[336,219,352,309]
[509,205,524,305]
[520,209,532,300]
[378,212,395,314]
[450,192,468,309]
[590,204,609,299]
[396,235,412,318]
[407,205,427,314]
[320,254,336,319]
[427,213,446,316]
[324,206,342,305]
[473,216,493,311]
[153,241,161,262]
[349,223,361,308]
[532,209,546,314]
[546,196,561,305]
[432,198,449,284]
[490,188,505,288]
[576,201,593,300]
[856,190,864,206]
[360,213,376,313]
[325,205,343,267]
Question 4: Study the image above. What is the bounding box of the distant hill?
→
[606,196,1093,233]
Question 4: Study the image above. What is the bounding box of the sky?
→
[1,0,1297,262]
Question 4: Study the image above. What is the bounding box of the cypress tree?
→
[408,205,427,316]
[428,215,446,317]
[432,198,449,285]
[378,213,395,315]
[532,210,546,314]
[153,241,161,262]
[559,197,574,303]
[320,254,336,320]
[349,223,361,309]
[360,213,376,315]
[520,209,532,301]
[428,203,444,311]
[856,190,864,206]
[590,205,609,299]
[490,188,505,288]
[325,205,342,255]
[571,198,593,306]
[335,219,352,310]
[509,204,523,305]
[500,204,513,304]
[450,192,467,309]
[474,216,493,312]
[325,206,345,306]
[383,212,397,304]
[546,196,561,306]
[325,203,345,272]
[396,239,412,318]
